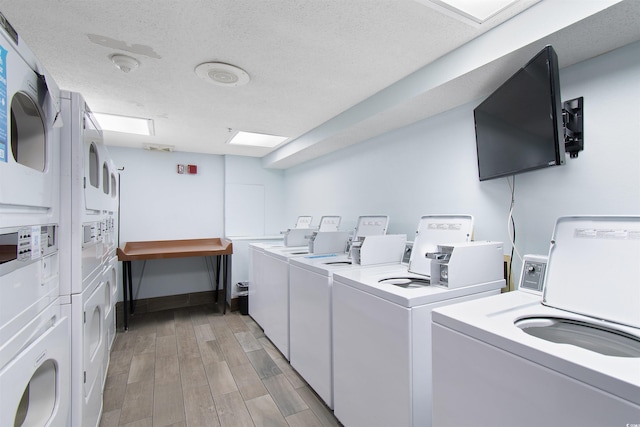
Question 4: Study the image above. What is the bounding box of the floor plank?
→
[204,360,238,397]
[119,380,154,425]
[214,391,255,427]
[229,362,269,401]
[152,381,186,427]
[246,349,282,379]
[262,374,309,417]
[245,394,289,427]
[182,384,220,427]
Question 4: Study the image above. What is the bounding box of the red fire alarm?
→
[188,164,198,174]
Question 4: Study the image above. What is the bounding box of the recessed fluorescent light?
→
[226,131,288,148]
[418,0,525,25]
[94,112,155,136]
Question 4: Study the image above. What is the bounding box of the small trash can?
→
[237,282,249,315]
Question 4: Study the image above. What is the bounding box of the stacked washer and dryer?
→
[59,90,119,427]
[0,17,71,427]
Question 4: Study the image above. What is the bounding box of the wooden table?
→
[117,238,233,330]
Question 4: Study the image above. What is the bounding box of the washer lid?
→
[543,216,640,329]
[408,214,474,277]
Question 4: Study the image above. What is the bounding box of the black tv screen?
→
[474,45,565,181]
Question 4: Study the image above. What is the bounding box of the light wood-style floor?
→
[99,305,342,427]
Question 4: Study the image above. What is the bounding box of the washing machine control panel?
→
[519,255,547,294]
[0,225,57,275]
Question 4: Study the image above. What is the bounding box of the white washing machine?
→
[289,251,404,409]
[103,254,118,354]
[0,225,71,427]
[370,214,474,287]
[261,245,315,360]
[248,240,284,329]
[331,249,505,427]
[432,216,640,427]
[0,16,61,228]
[288,215,397,408]
[262,215,391,360]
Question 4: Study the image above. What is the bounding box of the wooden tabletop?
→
[117,238,233,261]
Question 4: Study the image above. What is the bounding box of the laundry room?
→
[1,1,639,427]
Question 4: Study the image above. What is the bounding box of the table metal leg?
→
[123,260,131,330]
[215,255,221,303]
[223,254,231,315]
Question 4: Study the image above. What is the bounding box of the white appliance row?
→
[0,14,120,427]
[250,214,509,427]
[287,214,475,411]
[249,215,391,361]
[59,90,119,427]
[0,14,71,427]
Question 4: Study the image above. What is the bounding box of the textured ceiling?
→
[0,0,638,168]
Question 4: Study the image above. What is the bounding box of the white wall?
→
[224,155,286,299]
[109,147,225,299]
[283,41,640,284]
[224,155,286,236]
[108,41,640,301]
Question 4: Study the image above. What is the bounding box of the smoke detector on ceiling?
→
[110,54,140,73]
[195,62,250,87]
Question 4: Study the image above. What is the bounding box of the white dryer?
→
[0,303,70,427]
[66,273,107,427]
[432,216,640,427]
[59,90,110,297]
[0,16,61,228]
[331,246,505,427]
[0,225,70,427]
[103,253,118,352]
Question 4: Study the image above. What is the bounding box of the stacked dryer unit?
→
[59,90,119,427]
[0,16,71,427]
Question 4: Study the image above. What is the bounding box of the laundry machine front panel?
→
[0,226,59,353]
[0,311,70,427]
[261,250,292,359]
[0,27,60,226]
[70,278,106,427]
[82,122,109,214]
[333,280,412,427]
[81,220,105,284]
[289,264,333,408]
[432,321,640,426]
[103,257,117,351]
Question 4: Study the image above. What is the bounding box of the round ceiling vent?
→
[195,62,250,87]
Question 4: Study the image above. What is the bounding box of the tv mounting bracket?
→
[563,96,584,158]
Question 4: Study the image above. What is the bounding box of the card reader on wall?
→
[429,241,505,289]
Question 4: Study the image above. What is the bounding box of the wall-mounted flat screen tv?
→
[474,45,565,181]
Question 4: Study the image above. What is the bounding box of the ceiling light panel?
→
[94,112,155,136]
[415,0,537,25]
[227,131,288,148]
